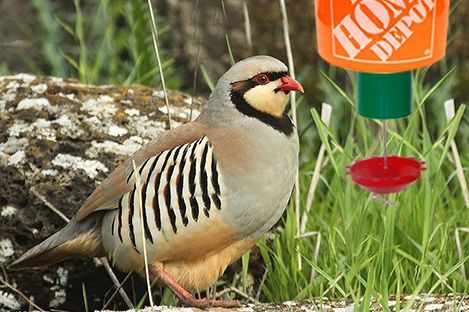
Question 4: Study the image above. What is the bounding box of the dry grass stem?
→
[295,231,321,282]
[132,159,155,309]
[242,1,252,52]
[190,3,201,122]
[431,268,454,293]
[102,272,133,309]
[147,0,172,129]
[100,260,134,308]
[0,276,46,312]
[323,273,344,297]
[1,265,8,284]
[256,266,269,302]
[190,46,201,121]
[206,286,214,300]
[301,103,332,233]
[30,186,70,223]
[455,227,469,278]
[216,286,259,304]
[444,99,469,208]
[278,0,298,125]
[278,0,302,270]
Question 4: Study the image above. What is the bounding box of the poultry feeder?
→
[314,0,449,206]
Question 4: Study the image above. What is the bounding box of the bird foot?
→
[149,265,242,309]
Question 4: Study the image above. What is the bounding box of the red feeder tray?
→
[345,156,426,195]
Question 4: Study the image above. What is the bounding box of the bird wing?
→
[75,121,206,221]
[111,134,234,257]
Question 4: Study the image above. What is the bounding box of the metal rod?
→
[383,120,389,208]
[383,119,387,168]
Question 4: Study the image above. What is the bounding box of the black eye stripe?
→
[250,71,287,82]
[230,71,288,94]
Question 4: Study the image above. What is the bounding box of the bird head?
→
[224,56,304,118]
[202,56,304,135]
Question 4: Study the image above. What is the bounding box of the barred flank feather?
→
[114,137,223,246]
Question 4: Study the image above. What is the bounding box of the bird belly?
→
[161,236,257,291]
[101,208,256,290]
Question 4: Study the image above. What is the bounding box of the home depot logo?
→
[332,0,436,63]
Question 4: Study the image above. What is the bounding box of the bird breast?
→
[209,118,299,239]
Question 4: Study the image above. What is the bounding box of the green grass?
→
[257,66,469,308]
[7,0,181,88]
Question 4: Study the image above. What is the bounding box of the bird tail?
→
[8,212,106,270]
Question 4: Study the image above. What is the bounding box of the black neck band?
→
[230,91,294,136]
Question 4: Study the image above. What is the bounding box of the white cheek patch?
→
[243,82,289,117]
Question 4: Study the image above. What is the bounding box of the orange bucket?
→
[315,0,450,72]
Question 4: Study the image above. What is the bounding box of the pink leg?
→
[149,265,241,308]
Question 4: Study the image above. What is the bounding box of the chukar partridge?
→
[9,55,303,308]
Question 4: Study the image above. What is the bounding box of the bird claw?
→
[149,265,243,309]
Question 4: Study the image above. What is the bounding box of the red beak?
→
[275,75,304,93]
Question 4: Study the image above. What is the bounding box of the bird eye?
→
[254,74,270,85]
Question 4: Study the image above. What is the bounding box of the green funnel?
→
[357,71,412,120]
